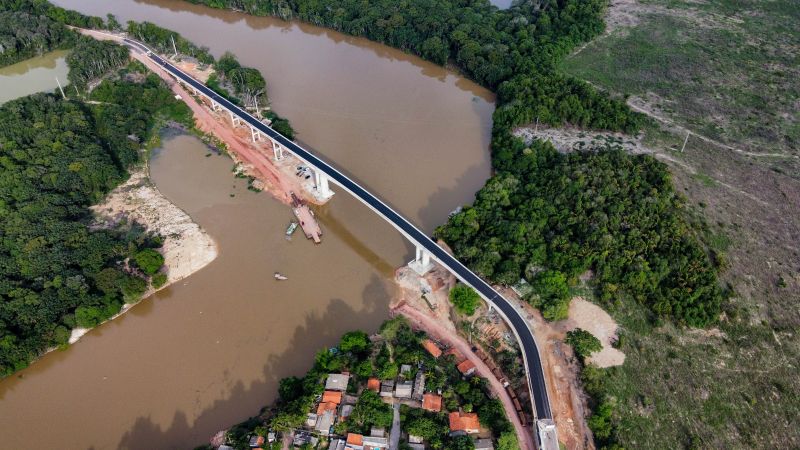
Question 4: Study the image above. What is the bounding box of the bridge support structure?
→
[408,245,434,275]
[313,170,334,200]
[271,139,285,160]
[211,100,221,112]
[229,110,241,127]
[250,125,261,142]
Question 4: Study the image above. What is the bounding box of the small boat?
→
[274,272,288,281]
[285,221,298,236]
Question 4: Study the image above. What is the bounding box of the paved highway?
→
[122,37,552,422]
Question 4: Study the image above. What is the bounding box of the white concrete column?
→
[211,101,221,111]
[409,245,434,275]
[250,126,260,142]
[229,110,241,127]
[314,170,334,200]
[272,140,284,160]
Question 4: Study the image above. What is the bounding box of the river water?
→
[0,1,494,448]
[0,49,70,104]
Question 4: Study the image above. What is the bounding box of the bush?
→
[449,284,481,315]
[151,272,168,289]
[565,328,602,361]
[134,248,164,275]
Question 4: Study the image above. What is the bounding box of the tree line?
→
[0,10,74,66]
[0,2,200,376]
[437,140,723,326]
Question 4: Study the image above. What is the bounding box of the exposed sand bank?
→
[65,166,219,345]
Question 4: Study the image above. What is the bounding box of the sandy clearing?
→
[562,298,626,368]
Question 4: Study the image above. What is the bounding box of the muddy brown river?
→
[0,1,494,448]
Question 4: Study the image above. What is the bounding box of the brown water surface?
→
[0,49,70,104]
[0,1,494,448]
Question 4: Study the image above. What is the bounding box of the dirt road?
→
[393,303,538,450]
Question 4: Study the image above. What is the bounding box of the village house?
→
[328,437,346,450]
[247,434,265,447]
[457,359,477,376]
[422,339,442,358]
[367,378,380,393]
[326,373,350,391]
[380,379,395,397]
[395,380,413,399]
[422,393,443,412]
[293,430,317,447]
[412,370,426,401]
[449,411,481,435]
[344,432,389,450]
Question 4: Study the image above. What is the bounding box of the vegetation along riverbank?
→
[0,1,254,376]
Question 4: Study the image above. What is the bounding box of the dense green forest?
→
[0,10,73,66]
[0,73,189,375]
[66,36,129,87]
[437,141,723,327]
[0,4,197,375]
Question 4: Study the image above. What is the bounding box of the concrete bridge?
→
[121,36,558,449]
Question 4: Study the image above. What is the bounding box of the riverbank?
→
[64,160,219,344]
[77,27,324,210]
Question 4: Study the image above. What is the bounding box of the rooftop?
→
[317,401,338,415]
[347,433,363,446]
[367,378,380,392]
[422,393,443,412]
[325,373,350,391]
[323,390,343,404]
[457,359,477,375]
[474,438,495,450]
[422,339,442,358]
[449,411,480,433]
[395,380,413,398]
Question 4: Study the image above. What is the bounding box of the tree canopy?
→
[449,284,480,316]
[565,328,602,361]
[0,10,193,374]
[437,141,723,327]
[0,10,74,67]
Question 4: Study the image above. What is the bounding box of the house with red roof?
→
[422,393,442,412]
[449,411,480,434]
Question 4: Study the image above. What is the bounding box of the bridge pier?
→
[313,170,334,200]
[408,245,434,275]
[271,139,284,160]
[250,125,261,142]
[211,100,221,112]
[229,110,241,127]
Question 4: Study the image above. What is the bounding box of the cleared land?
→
[553,0,800,448]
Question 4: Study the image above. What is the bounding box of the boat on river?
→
[285,221,298,236]
[274,272,288,280]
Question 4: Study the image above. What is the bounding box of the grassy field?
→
[557,0,800,447]
[562,0,799,160]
